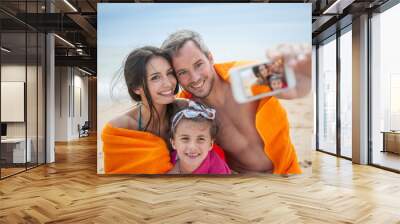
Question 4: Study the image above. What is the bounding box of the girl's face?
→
[135,56,177,105]
[171,119,213,173]
[270,79,283,90]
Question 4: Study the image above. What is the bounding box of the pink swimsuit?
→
[171,150,231,174]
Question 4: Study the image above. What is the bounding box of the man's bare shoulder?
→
[108,107,139,130]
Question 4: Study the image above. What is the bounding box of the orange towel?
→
[101,123,173,174]
[250,83,271,96]
[179,61,302,174]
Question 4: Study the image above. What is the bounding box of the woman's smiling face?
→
[136,56,177,105]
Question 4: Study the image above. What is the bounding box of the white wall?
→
[55,67,69,141]
[1,65,37,138]
[1,65,26,130]
[54,67,89,141]
[1,63,46,164]
[76,71,89,138]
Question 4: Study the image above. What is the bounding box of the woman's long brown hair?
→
[123,46,179,135]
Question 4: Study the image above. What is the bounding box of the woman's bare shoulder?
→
[108,107,139,130]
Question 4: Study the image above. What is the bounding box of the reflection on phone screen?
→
[240,60,288,97]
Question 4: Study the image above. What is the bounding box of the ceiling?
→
[0,0,391,76]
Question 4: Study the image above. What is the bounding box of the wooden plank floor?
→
[1,167,26,178]
[1,135,400,224]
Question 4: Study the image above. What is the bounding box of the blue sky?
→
[97,3,311,101]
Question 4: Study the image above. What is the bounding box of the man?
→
[161,30,311,174]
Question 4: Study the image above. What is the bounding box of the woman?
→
[102,46,181,174]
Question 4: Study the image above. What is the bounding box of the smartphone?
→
[229,60,296,103]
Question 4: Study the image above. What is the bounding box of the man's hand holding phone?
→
[267,43,312,99]
[229,43,311,103]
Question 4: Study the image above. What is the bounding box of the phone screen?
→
[230,59,295,103]
[241,60,288,96]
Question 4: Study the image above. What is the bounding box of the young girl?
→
[169,101,231,174]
